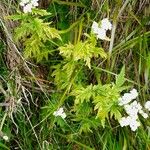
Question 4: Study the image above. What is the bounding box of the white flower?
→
[53,107,66,119]
[60,113,66,119]
[124,104,137,117]
[3,135,9,141]
[130,88,138,99]
[139,109,148,118]
[145,101,150,111]
[124,101,142,118]
[91,18,112,41]
[119,116,140,131]
[19,0,29,6]
[23,3,32,13]
[20,0,39,13]
[31,0,39,7]
[96,28,106,40]
[131,101,142,111]
[118,93,133,106]
[142,113,148,119]
[122,93,133,105]
[118,89,150,131]
[118,89,139,106]
[92,21,99,34]
[91,22,107,40]
[101,18,112,30]
[129,118,140,131]
[119,117,130,127]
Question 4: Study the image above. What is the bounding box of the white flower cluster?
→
[53,107,66,119]
[19,0,39,13]
[118,89,138,106]
[91,18,112,40]
[145,101,150,111]
[3,135,9,141]
[118,89,150,131]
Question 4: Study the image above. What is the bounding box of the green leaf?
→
[71,84,93,104]
[32,8,51,16]
[110,106,122,121]
[115,65,125,87]
[93,84,120,127]
[12,14,61,61]
[59,40,107,69]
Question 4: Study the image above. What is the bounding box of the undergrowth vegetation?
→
[0,0,150,149]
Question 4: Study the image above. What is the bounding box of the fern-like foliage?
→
[72,84,123,127]
[71,84,94,104]
[52,34,107,90]
[52,60,77,89]
[93,84,122,127]
[59,35,107,69]
[71,66,126,127]
[8,9,61,61]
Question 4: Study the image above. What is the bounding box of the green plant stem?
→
[57,69,79,108]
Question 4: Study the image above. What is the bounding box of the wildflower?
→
[3,135,9,141]
[19,0,39,13]
[124,103,139,118]
[129,118,140,131]
[91,18,112,40]
[91,21,99,34]
[118,88,149,131]
[145,101,150,111]
[53,107,66,119]
[31,0,39,7]
[119,93,133,106]
[142,113,148,119]
[19,0,29,6]
[101,18,112,30]
[96,28,106,40]
[23,3,32,13]
[119,116,140,131]
[130,88,138,100]
[91,21,106,40]
[118,88,138,106]
[119,117,130,127]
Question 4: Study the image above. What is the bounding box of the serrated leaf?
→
[32,8,51,16]
[116,65,125,87]
[11,13,61,61]
[59,40,107,69]
[71,85,93,104]
[110,106,122,121]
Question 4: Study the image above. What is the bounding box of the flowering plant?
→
[119,89,150,131]
[4,1,150,149]
[92,18,112,40]
[19,0,39,13]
